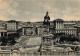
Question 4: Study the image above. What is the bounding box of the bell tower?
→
[43,12,50,27]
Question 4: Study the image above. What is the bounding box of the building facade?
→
[53,19,77,36]
[7,20,18,34]
[0,30,7,37]
[17,25,37,36]
[0,24,7,37]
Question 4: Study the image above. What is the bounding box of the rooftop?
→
[54,19,64,22]
[7,20,18,23]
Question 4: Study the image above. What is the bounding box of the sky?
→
[0,0,80,22]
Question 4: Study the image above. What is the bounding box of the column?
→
[13,52,18,56]
[0,32,1,37]
[3,33,4,36]
[56,22,57,29]
[3,53,4,56]
[22,28,24,35]
[7,33,8,37]
[10,51,12,56]
[25,52,27,56]
[18,52,20,56]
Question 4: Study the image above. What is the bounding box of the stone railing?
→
[0,50,80,56]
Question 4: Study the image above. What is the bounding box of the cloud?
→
[30,18,44,22]
[0,13,9,21]
[0,0,9,20]
[0,0,9,10]
[0,0,80,22]
[0,0,18,20]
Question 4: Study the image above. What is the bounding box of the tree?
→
[7,34,16,45]
[7,33,19,45]
[1,36,7,46]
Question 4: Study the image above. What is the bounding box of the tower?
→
[43,12,50,27]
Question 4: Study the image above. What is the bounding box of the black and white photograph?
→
[0,0,80,56]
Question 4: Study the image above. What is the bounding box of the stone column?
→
[10,52,12,56]
[3,32,4,36]
[25,52,27,56]
[22,28,24,35]
[0,32,1,37]
[56,22,57,29]
[3,53,4,56]
[12,50,18,56]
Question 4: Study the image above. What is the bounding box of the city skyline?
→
[0,0,80,22]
